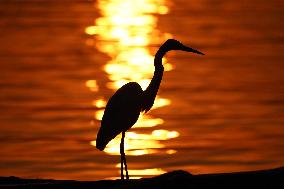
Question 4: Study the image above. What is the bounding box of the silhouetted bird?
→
[96,39,204,180]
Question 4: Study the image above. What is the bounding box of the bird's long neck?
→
[141,48,166,113]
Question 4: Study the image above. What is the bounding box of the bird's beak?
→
[180,44,205,55]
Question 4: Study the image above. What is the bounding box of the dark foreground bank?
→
[1,167,283,189]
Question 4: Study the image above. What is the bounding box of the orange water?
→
[0,0,283,180]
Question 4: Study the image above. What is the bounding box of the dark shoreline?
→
[1,167,283,189]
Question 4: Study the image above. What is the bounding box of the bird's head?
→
[161,39,205,55]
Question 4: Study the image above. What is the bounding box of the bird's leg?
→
[124,155,129,180]
[122,131,129,180]
[120,133,124,180]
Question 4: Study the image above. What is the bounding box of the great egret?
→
[96,39,204,180]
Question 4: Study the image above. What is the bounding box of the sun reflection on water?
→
[86,0,178,177]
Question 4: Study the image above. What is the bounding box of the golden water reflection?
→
[107,167,166,179]
[86,0,178,177]
[90,130,179,156]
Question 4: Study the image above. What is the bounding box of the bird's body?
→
[96,39,204,180]
[96,82,143,151]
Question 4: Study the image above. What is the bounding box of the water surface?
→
[0,0,283,180]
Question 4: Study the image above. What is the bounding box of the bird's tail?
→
[96,122,120,151]
[96,126,114,151]
[96,133,107,151]
[96,143,105,151]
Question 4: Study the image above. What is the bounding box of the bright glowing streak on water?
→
[85,80,99,92]
[90,130,179,155]
[86,0,177,178]
[115,164,167,175]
